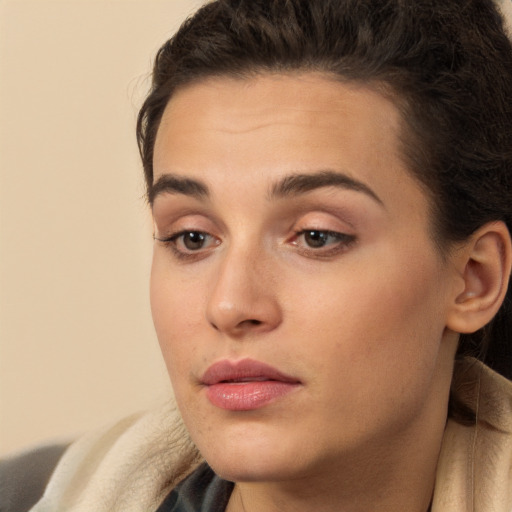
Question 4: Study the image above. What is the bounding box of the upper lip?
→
[200,358,300,385]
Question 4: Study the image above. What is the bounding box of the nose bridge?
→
[205,241,281,335]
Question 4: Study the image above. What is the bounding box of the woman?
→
[29,0,512,510]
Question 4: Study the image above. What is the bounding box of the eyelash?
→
[154,231,219,261]
[154,228,356,261]
[291,229,356,258]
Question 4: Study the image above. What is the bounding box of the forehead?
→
[152,73,427,224]
[155,73,403,162]
[159,72,399,123]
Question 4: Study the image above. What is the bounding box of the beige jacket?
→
[30,359,512,512]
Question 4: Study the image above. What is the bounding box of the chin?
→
[194,424,314,483]
[208,453,303,483]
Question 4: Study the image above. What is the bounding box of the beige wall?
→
[0,0,204,456]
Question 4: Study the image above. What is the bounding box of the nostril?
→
[208,316,263,332]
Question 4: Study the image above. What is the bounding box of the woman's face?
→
[150,74,460,482]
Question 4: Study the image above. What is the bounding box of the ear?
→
[447,221,512,334]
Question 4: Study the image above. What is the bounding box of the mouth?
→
[200,359,301,411]
[219,376,272,383]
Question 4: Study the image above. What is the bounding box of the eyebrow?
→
[269,170,383,206]
[149,169,383,206]
[149,174,209,205]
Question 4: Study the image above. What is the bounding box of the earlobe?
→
[447,221,512,334]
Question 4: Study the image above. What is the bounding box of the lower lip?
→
[205,381,299,411]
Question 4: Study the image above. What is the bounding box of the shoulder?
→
[452,357,512,432]
[0,443,69,512]
[29,403,202,512]
[432,358,512,511]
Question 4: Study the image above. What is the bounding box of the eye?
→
[155,230,219,260]
[301,230,339,248]
[177,231,210,251]
[291,229,356,256]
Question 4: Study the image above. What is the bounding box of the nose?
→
[205,246,282,337]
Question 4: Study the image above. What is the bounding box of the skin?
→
[150,73,464,512]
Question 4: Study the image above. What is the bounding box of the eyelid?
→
[289,229,357,257]
[154,229,220,262]
[152,205,224,234]
[153,211,219,242]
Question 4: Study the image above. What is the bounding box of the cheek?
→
[294,273,447,442]
[150,254,203,377]
[289,247,448,389]
[150,268,212,439]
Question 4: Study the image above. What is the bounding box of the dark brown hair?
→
[137,0,512,390]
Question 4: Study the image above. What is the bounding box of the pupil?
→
[184,232,205,250]
[305,231,327,248]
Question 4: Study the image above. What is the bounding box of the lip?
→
[201,359,301,411]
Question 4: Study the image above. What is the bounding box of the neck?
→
[227,443,438,512]
[226,389,448,512]
[227,435,439,512]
